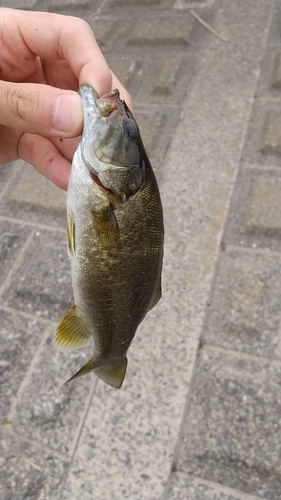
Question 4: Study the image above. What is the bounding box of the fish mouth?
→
[96,89,121,118]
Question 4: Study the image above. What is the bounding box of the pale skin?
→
[0,8,133,190]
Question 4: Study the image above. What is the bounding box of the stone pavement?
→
[0,0,280,499]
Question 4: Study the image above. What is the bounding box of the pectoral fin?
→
[93,206,121,251]
[53,304,91,350]
[65,358,127,389]
[66,217,75,257]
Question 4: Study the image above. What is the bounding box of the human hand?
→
[0,8,132,190]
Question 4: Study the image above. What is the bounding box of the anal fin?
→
[53,304,91,350]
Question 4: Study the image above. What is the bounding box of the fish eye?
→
[124,120,138,141]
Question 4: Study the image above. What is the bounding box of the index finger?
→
[1,8,113,97]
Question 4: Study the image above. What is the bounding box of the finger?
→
[50,136,80,163]
[18,132,71,190]
[0,80,83,137]
[5,9,113,96]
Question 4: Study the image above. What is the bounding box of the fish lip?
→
[95,89,122,118]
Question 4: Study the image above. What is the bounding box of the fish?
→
[53,84,164,389]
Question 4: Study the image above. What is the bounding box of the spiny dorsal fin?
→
[66,217,75,257]
[53,304,91,350]
[65,358,128,389]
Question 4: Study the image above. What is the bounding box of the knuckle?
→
[6,85,40,124]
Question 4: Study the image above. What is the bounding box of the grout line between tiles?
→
[0,229,35,298]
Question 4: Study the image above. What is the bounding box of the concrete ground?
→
[0,0,281,499]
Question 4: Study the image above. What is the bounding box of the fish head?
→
[79,84,145,204]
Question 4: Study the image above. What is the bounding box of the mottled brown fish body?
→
[54,85,164,388]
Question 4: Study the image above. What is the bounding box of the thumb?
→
[0,81,84,137]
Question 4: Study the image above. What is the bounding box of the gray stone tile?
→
[10,333,95,456]
[0,163,66,229]
[256,45,281,97]
[242,101,281,168]
[203,248,281,358]
[267,0,281,47]
[0,309,47,422]
[41,0,93,11]
[177,348,281,500]
[224,166,281,251]
[0,163,18,197]
[105,53,144,95]
[174,0,216,8]
[60,308,197,499]
[127,12,194,46]
[0,429,69,500]
[0,221,32,287]
[3,229,72,321]
[89,16,121,53]
[166,473,258,500]
[105,0,175,13]
[133,105,180,171]
[0,0,37,8]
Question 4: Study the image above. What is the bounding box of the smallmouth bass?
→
[53,84,164,388]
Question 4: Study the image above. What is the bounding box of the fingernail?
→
[53,92,83,134]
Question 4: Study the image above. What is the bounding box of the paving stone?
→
[3,229,72,321]
[128,12,194,46]
[10,332,94,456]
[133,105,180,171]
[89,17,119,52]
[242,102,281,167]
[177,348,281,500]
[40,0,94,11]
[105,54,144,97]
[261,109,281,157]
[0,309,47,422]
[0,163,18,196]
[203,249,281,358]
[60,314,198,499]
[243,178,281,237]
[114,0,162,5]
[267,0,281,47]
[0,0,37,8]
[254,46,281,98]
[0,221,32,287]
[0,429,69,500]
[272,52,281,89]
[174,0,216,8]
[166,473,256,500]
[135,53,195,105]
[105,0,175,12]
[224,167,281,250]
[0,163,66,228]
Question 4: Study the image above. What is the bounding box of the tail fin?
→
[64,358,127,389]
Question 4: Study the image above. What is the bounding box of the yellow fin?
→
[66,217,75,256]
[148,280,162,312]
[93,207,121,251]
[65,358,128,389]
[53,305,91,350]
